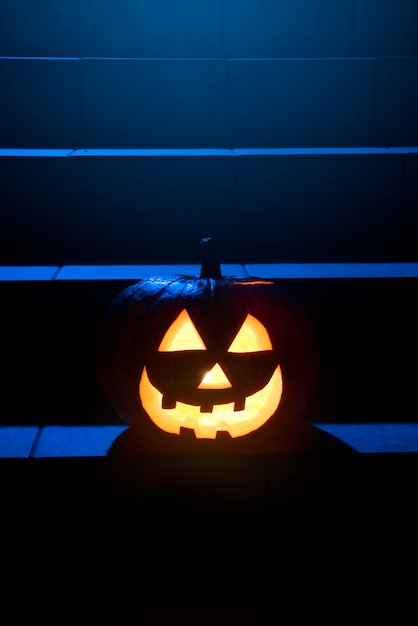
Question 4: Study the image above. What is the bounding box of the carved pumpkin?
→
[96,240,320,453]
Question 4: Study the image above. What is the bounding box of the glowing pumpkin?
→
[96,241,319,452]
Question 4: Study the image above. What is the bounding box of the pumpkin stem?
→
[199,237,222,279]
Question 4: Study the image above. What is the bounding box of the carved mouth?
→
[180,426,232,440]
[139,365,283,439]
[162,395,246,413]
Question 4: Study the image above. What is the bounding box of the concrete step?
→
[1,57,417,149]
[2,423,418,458]
[1,452,417,623]
[1,149,417,265]
[1,0,417,58]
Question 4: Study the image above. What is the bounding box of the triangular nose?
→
[198,363,232,389]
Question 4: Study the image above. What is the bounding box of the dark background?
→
[0,3,417,623]
[0,0,417,266]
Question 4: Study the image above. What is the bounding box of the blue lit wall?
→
[0,1,417,264]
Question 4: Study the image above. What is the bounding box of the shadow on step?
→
[107,420,356,457]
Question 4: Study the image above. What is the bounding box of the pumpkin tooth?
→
[234,398,246,412]
[216,430,232,441]
[179,426,196,439]
[161,395,177,409]
[200,403,214,413]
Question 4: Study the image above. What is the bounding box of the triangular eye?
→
[158,309,206,352]
[228,314,273,352]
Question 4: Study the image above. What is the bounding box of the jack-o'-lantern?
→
[96,239,320,452]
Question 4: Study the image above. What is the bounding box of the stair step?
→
[1,149,417,265]
[1,262,418,281]
[1,423,418,458]
[1,56,417,148]
[3,147,418,157]
[1,0,417,58]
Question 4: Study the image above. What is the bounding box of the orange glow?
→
[158,309,206,351]
[232,280,274,285]
[139,365,282,439]
[228,314,272,352]
[142,308,282,438]
[198,363,232,389]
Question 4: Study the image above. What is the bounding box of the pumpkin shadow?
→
[44,596,415,626]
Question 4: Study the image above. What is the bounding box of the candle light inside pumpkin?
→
[198,364,232,389]
[139,308,282,438]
